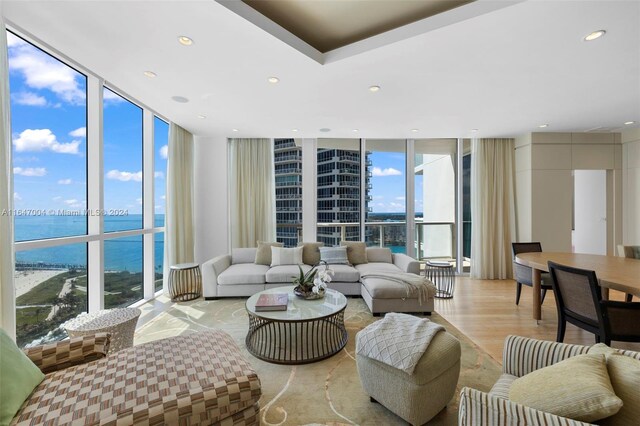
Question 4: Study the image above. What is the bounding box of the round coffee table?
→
[245,286,348,365]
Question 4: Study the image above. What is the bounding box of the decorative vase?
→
[293,285,325,300]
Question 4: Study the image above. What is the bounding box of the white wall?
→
[515,132,622,254]
[622,128,640,244]
[194,135,229,264]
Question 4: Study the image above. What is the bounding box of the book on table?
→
[255,293,289,311]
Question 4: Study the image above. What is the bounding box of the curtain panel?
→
[163,124,195,289]
[229,138,276,248]
[0,10,16,338]
[470,138,516,279]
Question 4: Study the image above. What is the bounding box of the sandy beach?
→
[14,269,67,298]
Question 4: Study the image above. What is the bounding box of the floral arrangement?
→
[292,260,334,298]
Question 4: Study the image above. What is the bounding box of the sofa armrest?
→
[201,254,232,298]
[24,333,110,374]
[501,335,590,377]
[458,387,594,426]
[392,253,420,275]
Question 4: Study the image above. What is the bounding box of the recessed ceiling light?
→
[411,129,419,133]
[291,129,298,132]
[197,114,206,119]
[624,121,636,125]
[471,129,478,132]
[232,128,239,132]
[352,129,359,132]
[538,124,549,128]
[319,128,331,132]
[171,96,189,103]
[143,71,157,78]
[178,36,193,46]
[584,30,606,41]
[369,85,380,92]
[268,77,279,84]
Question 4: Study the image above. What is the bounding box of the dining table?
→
[515,252,640,321]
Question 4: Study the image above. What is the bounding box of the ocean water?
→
[15,215,164,273]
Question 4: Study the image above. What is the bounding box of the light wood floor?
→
[436,277,640,363]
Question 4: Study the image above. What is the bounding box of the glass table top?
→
[246,286,347,321]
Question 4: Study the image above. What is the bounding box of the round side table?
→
[425,260,455,299]
[63,308,141,354]
[169,263,202,302]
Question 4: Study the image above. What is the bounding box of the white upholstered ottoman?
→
[356,329,461,425]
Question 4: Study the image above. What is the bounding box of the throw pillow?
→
[320,246,350,265]
[0,329,45,425]
[508,353,622,422]
[366,247,393,263]
[340,241,368,265]
[255,241,283,266]
[297,242,324,265]
[271,246,303,266]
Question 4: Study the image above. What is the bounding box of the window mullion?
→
[143,110,154,300]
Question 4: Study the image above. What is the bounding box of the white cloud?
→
[11,91,47,106]
[7,33,26,48]
[154,171,164,179]
[64,199,78,205]
[372,195,384,200]
[57,178,72,185]
[395,196,406,201]
[102,89,124,105]
[371,167,402,177]
[68,127,86,138]
[64,199,84,209]
[159,145,168,159]
[13,167,46,177]
[14,192,22,201]
[13,129,81,154]
[8,39,86,104]
[161,195,166,200]
[106,170,142,182]
[136,198,143,205]
[52,196,62,202]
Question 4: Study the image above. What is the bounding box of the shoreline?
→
[14,269,67,298]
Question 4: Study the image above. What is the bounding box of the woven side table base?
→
[169,263,202,302]
[64,308,141,354]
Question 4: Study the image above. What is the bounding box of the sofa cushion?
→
[355,262,401,275]
[361,276,421,299]
[297,242,324,265]
[266,264,312,283]
[509,353,622,423]
[327,264,360,282]
[231,247,258,264]
[366,247,393,263]
[271,246,303,266]
[12,331,261,425]
[320,246,350,265]
[218,264,269,285]
[340,241,368,265]
[489,374,518,400]
[0,329,45,426]
[255,241,283,265]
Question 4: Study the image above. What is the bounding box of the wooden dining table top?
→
[516,252,640,297]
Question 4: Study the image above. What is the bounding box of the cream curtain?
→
[470,138,516,279]
[0,10,16,338]
[163,124,195,289]
[229,138,276,248]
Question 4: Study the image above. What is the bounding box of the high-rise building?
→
[274,139,370,247]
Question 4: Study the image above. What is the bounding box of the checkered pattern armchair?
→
[12,330,261,426]
[458,335,640,426]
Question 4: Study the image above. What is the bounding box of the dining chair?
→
[511,242,553,306]
[599,300,640,345]
[547,261,605,343]
[616,244,640,302]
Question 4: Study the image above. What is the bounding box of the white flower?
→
[318,268,334,283]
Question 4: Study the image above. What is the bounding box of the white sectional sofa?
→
[201,246,435,315]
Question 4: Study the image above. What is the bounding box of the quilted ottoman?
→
[356,328,461,425]
[12,330,261,425]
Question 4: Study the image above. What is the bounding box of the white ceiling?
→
[3,0,639,140]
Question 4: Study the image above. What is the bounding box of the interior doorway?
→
[573,170,607,255]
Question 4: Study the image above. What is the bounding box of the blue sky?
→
[369,151,423,214]
[8,31,167,221]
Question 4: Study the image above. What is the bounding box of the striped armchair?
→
[458,335,640,426]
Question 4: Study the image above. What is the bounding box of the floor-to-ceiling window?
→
[365,139,406,253]
[8,30,168,346]
[154,117,168,291]
[274,138,302,246]
[316,139,363,245]
[414,139,457,261]
[462,139,472,272]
